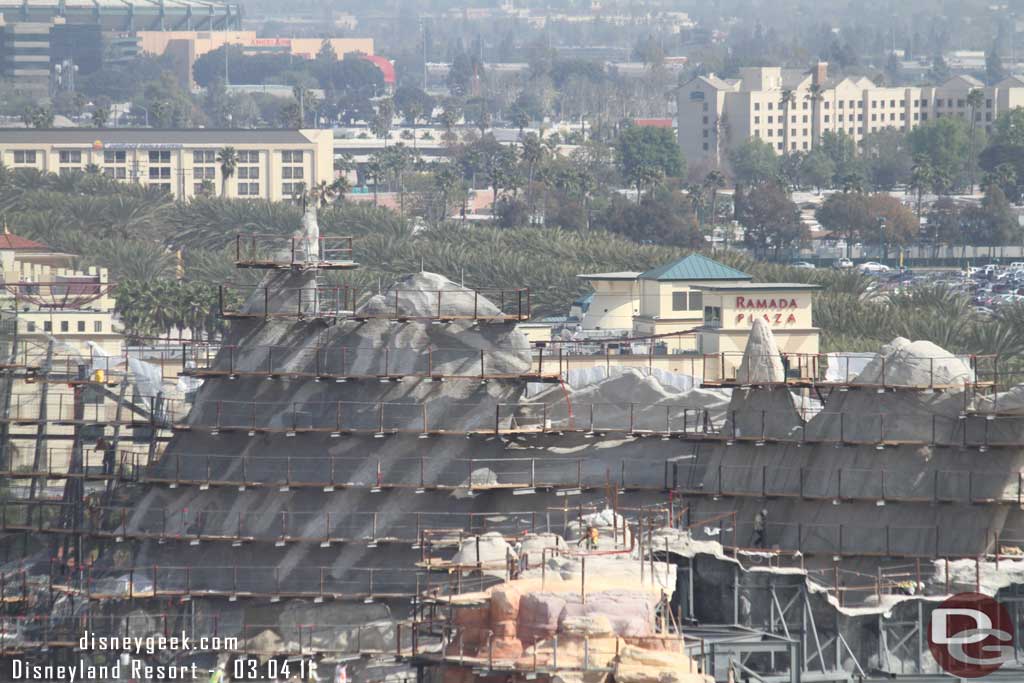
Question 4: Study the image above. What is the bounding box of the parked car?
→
[834,258,854,269]
[791,261,816,269]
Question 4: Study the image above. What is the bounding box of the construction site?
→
[4,209,1024,682]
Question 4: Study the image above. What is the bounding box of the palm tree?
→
[328,175,351,202]
[910,156,934,223]
[216,147,238,198]
[805,84,824,146]
[966,88,986,193]
[779,89,796,155]
[702,170,727,231]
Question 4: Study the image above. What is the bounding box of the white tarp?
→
[824,352,876,383]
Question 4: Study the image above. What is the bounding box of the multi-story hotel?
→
[678,62,1024,164]
[0,128,334,201]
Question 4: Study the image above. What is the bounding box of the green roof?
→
[639,254,752,281]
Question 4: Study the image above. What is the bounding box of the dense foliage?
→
[4,165,1024,358]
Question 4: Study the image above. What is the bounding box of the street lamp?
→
[878,217,887,262]
[132,105,150,127]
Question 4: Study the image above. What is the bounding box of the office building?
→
[678,62,1024,165]
[0,128,334,202]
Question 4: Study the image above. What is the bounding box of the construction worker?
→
[577,525,599,551]
[753,508,768,548]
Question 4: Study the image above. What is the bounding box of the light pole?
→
[878,217,887,263]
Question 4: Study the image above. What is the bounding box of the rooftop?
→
[0,129,319,145]
[693,282,822,292]
[577,271,641,281]
[0,231,49,252]
[638,254,751,282]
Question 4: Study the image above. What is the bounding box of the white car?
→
[834,258,854,269]
[791,261,816,269]
[858,261,891,274]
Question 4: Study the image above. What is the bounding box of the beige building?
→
[695,283,820,379]
[0,129,334,201]
[678,62,1024,164]
[576,271,640,331]
[631,254,752,346]
[0,232,121,357]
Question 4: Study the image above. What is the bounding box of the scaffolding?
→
[234,234,358,270]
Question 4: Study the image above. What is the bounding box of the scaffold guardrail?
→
[218,284,531,321]
[234,233,357,269]
[175,341,558,381]
[159,398,1024,448]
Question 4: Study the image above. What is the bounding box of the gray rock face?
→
[736,318,785,385]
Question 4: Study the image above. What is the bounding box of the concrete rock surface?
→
[614,644,713,683]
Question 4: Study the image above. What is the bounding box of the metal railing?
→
[234,233,356,268]
[218,284,531,321]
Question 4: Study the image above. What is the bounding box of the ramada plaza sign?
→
[734,296,799,325]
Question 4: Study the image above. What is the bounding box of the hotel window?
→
[767,116,773,124]
[104,151,126,163]
[703,306,722,327]
[766,129,773,136]
[754,103,760,111]
[777,128,783,136]
[148,150,171,163]
[802,141,808,149]
[838,100,844,109]
[848,127,854,134]
[857,114,863,121]
[921,113,928,120]
[702,116,708,124]
[59,150,82,164]
[913,113,919,121]
[872,100,877,107]
[282,150,304,163]
[777,142,783,150]
[282,167,304,180]
[237,182,260,196]
[987,99,993,108]
[823,115,829,123]
[754,116,760,124]
[838,115,844,122]
[802,101,807,110]
[94,321,102,333]
[849,100,855,108]
[26,321,35,332]
[282,182,305,196]
[238,167,260,180]
[104,167,127,179]
[890,100,895,107]
[60,321,69,332]
[889,113,895,121]
[77,321,85,332]
[149,167,171,179]
[43,321,52,332]
[237,150,260,163]
[702,142,709,151]
[823,102,829,109]
[193,150,216,164]
[13,150,37,164]
[803,128,808,135]
[871,114,877,121]
[900,113,905,120]
[195,167,216,180]
[802,115,808,122]
[767,102,773,110]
